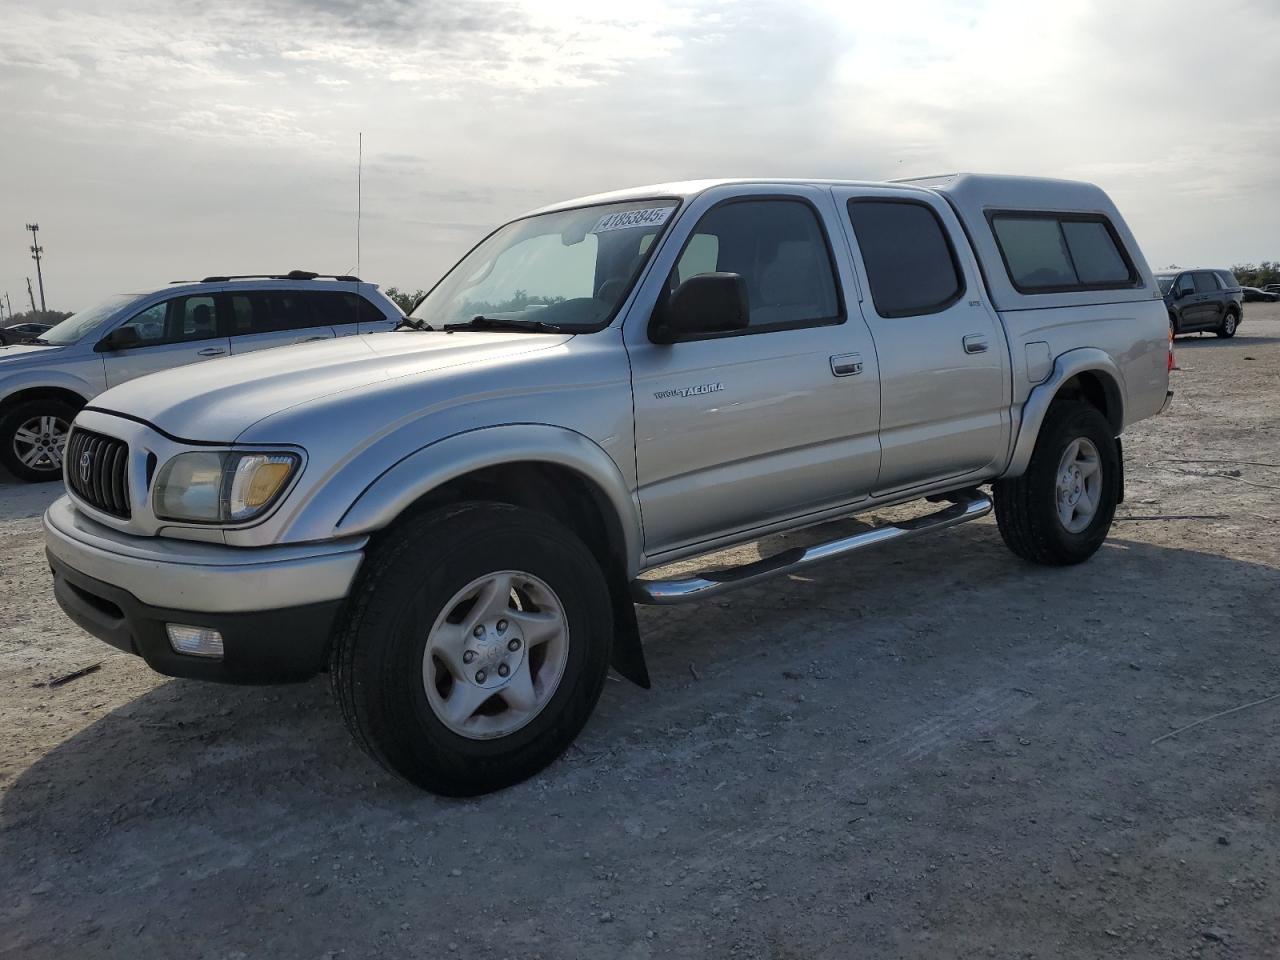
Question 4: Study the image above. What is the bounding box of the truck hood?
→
[89,331,574,441]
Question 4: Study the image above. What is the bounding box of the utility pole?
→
[26,223,46,313]
[4,292,11,319]
[26,277,37,314]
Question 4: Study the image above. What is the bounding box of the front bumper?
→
[43,496,366,683]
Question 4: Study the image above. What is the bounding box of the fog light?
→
[166,623,224,659]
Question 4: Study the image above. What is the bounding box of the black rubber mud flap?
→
[1116,437,1125,504]
[609,582,650,689]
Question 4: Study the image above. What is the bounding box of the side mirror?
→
[649,272,750,344]
[95,326,141,353]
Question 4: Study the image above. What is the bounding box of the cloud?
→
[1,0,1278,308]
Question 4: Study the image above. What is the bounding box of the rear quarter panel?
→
[999,297,1169,428]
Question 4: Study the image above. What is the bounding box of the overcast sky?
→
[1,0,1277,311]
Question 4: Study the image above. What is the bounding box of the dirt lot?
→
[2,305,1278,959]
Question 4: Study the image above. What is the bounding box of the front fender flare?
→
[1003,348,1125,478]
[335,423,644,577]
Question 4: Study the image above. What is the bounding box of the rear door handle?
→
[197,347,227,357]
[295,335,328,343]
[830,353,863,377]
[962,334,989,354]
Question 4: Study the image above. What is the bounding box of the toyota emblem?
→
[79,450,92,483]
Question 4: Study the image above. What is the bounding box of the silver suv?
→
[0,272,401,481]
[44,176,1171,795]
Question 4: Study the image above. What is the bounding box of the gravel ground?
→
[2,305,1279,959]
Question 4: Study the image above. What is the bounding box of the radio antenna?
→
[356,132,363,277]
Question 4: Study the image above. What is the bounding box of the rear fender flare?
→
[1004,348,1124,478]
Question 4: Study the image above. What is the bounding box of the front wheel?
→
[1216,310,1238,338]
[994,399,1120,566]
[331,502,614,795]
[0,398,77,482]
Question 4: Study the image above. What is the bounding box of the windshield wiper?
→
[444,315,563,334]
[394,317,434,332]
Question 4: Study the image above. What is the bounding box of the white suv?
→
[0,272,402,481]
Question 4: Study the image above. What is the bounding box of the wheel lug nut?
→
[497,664,510,678]
[463,650,476,664]
[475,670,486,683]
[508,638,521,651]
[497,619,508,632]
[472,625,484,638]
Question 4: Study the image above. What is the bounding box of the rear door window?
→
[847,199,964,317]
[226,291,327,334]
[990,213,1136,292]
[1193,272,1219,293]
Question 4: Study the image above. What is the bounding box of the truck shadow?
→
[3,522,1278,953]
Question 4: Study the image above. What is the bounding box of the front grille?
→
[66,429,131,519]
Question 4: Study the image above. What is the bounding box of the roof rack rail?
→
[193,270,363,283]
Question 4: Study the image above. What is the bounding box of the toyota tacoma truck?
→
[43,174,1173,795]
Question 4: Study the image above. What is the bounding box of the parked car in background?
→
[1154,268,1244,339]
[0,272,402,481]
[1264,283,1280,296]
[0,322,53,346]
[1241,286,1280,303]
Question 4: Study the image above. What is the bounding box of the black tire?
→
[993,399,1120,566]
[0,397,78,483]
[331,502,613,796]
[1168,312,1179,339]
[1215,309,1239,338]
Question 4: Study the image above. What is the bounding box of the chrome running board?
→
[631,489,992,605]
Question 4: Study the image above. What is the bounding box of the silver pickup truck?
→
[44,174,1172,795]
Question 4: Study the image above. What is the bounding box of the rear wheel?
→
[1168,313,1179,339]
[994,399,1120,566]
[331,502,613,795]
[1216,309,1238,338]
[0,398,77,482]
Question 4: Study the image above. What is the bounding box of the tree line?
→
[1229,262,1280,288]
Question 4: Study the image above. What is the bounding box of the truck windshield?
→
[410,199,679,332]
[38,294,147,345]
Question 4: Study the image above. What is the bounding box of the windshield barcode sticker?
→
[590,207,673,234]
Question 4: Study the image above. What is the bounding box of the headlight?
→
[154,451,300,523]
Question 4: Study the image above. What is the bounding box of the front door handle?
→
[830,353,863,377]
[197,347,227,357]
[962,335,989,354]
[295,335,328,343]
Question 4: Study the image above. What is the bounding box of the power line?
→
[26,223,46,312]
